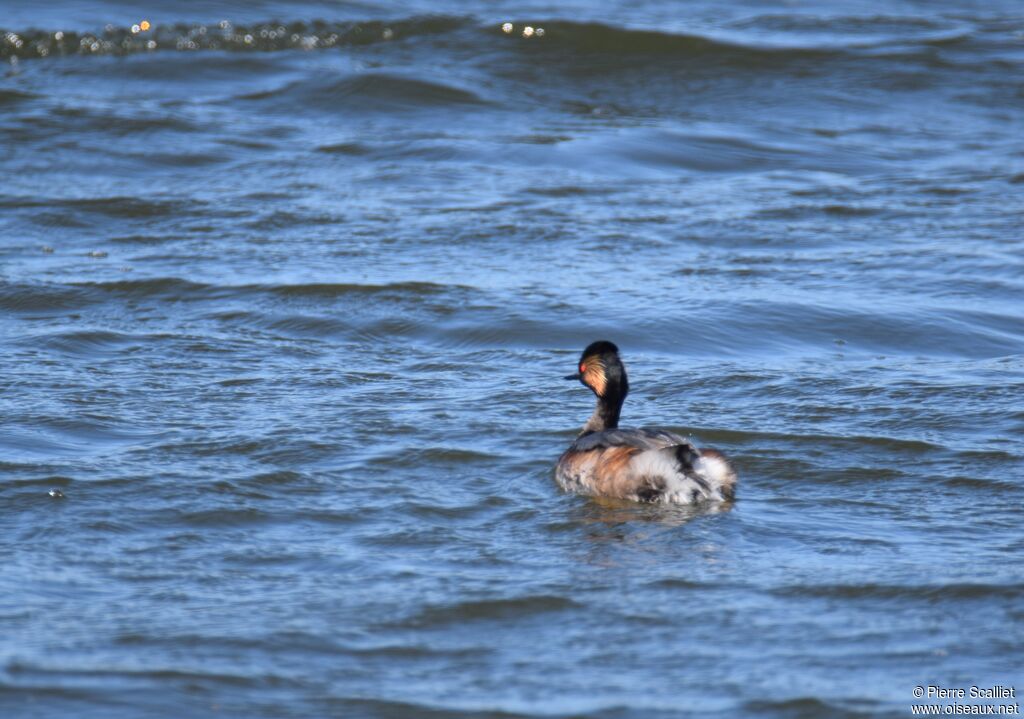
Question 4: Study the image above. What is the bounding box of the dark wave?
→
[239,72,487,112]
[19,106,199,137]
[0,282,95,312]
[514,20,827,60]
[0,278,476,321]
[32,329,148,357]
[771,582,1024,600]
[0,88,39,106]
[177,507,271,527]
[263,280,467,298]
[4,660,275,688]
[0,14,985,65]
[366,447,500,467]
[741,697,876,719]
[64,277,232,303]
[0,195,201,218]
[0,474,74,488]
[0,16,472,60]
[89,278,463,300]
[398,595,581,627]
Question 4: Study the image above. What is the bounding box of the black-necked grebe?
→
[556,341,737,504]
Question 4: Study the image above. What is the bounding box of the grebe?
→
[556,341,737,504]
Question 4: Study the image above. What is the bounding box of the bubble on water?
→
[244,34,253,44]
[140,20,151,32]
[146,40,157,49]
[88,250,108,258]
[54,31,64,40]
[131,24,140,34]
[535,28,545,37]
[382,28,394,40]
[48,489,65,499]
[522,26,535,38]
[501,22,513,34]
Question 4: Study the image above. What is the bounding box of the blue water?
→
[2,1,1023,717]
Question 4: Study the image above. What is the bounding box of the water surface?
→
[2,1,1023,717]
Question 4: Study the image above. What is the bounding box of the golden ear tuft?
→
[581,356,607,396]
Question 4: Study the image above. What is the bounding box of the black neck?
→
[581,383,626,435]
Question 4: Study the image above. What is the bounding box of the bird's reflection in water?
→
[573,495,734,526]
[564,496,734,567]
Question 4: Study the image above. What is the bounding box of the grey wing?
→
[571,427,697,454]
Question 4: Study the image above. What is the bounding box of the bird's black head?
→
[564,340,628,401]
